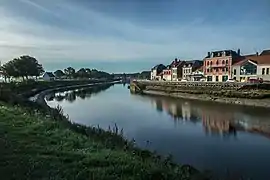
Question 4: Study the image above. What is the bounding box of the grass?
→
[0,102,209,180]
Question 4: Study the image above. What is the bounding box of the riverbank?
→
[130,81,270,108]
[0,81,210,180]
[143,90,270,108]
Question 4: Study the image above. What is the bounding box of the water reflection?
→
[47,84,270,179]
[45,84,113,102]
[138,94,270,139]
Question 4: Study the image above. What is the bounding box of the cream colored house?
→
[232,53,270,82]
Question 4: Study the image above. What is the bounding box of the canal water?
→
[46,84,270,180]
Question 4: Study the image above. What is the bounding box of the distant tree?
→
[64,67,75,79]
[54,70,65,78]
[85,68,91,78]
[76,68,88,79]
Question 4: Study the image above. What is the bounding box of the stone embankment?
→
[130,80,270,108]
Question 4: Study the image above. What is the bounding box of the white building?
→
[151,64,166,80]
[182,60,203,81]
[43,72,55,81]
[162,65,172,81]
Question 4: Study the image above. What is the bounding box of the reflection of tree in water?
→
[51,84,113,102]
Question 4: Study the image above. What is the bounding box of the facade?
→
[182,60,203,81]
[189,66,205,81]
[251,54,270,81]
[203,49,242,82]
[150,64,166,80]
[171,59,185,81]
[232,52,270,82]
[162,65,172,81]
[232,59,257,82]
[43,72,55,81]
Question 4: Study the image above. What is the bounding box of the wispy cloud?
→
[0,0,269,71]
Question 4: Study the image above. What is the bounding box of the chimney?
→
[237,49,241,55]
[208,52,210,57]
[174,58,178,62]
[256,52,259,56]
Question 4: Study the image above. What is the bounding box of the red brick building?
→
[203,49,242,82]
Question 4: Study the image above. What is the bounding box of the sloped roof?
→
[260,50,270,56]
[151,64,166,70]
[246,54,270,65]
[233,54,270,66]
[44,72,55,78]
[233,59,257,66]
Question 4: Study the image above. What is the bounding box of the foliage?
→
[54,69,65,78]
[64,67,76,78]
[1,55,44,81]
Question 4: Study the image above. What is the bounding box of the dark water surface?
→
[46,84,270,180]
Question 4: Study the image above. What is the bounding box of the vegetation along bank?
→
[0,80,214,180]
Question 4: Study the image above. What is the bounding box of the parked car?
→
[247,78,263,83]
[226,79,237,83]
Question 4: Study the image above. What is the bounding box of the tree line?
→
[54,67,112,79]
[0,55,150,82]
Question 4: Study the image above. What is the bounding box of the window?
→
[207,69,210,73]
[222,76,228,82]
[216,60,219,65]
[226,60,228,64]
[207,76,212,82]
[234,69,236,75]
[267,68,269,75]
[216,76,219,82]
[222,60,225,64]
[210,61,212,66]
[262,68,265,75]
[207,61,209,66]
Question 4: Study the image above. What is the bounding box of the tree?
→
[2,55,44,81]
[76,68,88,79]
[85,68,91,78]
[54,70,65,78]
[64,67,75,79]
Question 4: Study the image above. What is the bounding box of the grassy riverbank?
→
[0,102,207,180]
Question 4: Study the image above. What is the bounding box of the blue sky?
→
[0,0,269,73]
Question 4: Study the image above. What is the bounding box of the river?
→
[46,83,270,180]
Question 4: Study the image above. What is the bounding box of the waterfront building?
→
[150,64,166,80]
[182,60,203,81]
[203,49,242,82]
[171,58,185,81]
[232,51,270,82]
[162,65,172,81]
[43,72,55,81]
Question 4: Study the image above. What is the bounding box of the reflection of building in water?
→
[155,99,163,112]
[181,102,191,121]
[201,111,236,136]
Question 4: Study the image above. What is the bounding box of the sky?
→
[0,0,269,73]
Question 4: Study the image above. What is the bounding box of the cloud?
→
[0,0,269,71]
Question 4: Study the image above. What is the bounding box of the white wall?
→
[257,65,270,81]
[171,67,178,81]
[151,70,157,80]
